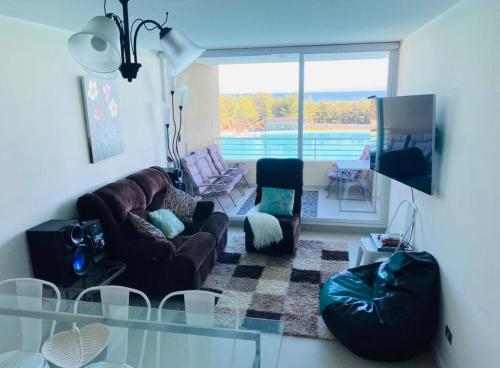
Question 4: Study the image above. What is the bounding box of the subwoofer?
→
[26,220,92,286]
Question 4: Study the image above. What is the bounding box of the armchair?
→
[244,158,303,255]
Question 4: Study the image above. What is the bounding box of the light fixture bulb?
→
[90,36,108,52]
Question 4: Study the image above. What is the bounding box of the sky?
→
[218,58,389,94]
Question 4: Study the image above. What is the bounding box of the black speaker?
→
[26,220,92,286]
[80,219,106,264]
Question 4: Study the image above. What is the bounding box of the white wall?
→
[177,63,221,153]
[0,18,165,280]
[388,1,500,367]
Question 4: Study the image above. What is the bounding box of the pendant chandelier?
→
[68,0,205,82]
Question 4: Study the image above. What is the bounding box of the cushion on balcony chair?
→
[208,144,249,176]
[320,251,439,361]
[182,155,208,194]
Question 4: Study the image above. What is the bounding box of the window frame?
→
[203,42,400,160]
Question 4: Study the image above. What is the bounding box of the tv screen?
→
[370,94,436,194]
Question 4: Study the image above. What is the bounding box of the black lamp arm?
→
[108,14,126,64]
[132,20,164,63]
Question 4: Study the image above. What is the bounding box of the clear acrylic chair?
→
[0,278,61,368]
[74,286,151,368]
[156,290,240,368]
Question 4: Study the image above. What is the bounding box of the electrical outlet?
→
[445,325,453,345]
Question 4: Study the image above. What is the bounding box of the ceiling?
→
[0,0,459,50]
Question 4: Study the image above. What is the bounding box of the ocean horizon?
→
[222,90,387,101]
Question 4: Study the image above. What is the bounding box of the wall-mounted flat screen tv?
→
[370,94,436,195]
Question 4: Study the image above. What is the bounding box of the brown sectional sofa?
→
[77,166,229,296]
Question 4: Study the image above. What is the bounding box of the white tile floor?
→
[227,227,438,368]
[214,185,382,224]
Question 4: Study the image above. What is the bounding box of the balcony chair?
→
[207,144,249,188]
[182,150,242,213]
[194,148,245,196]
[244,158,303,255]
[0,278,61,368]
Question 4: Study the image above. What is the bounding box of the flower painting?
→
[81,76,124,163]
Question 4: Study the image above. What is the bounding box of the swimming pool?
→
[221,131,372,161]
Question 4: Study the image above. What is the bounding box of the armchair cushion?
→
[259,187,295,216]
[121,237,176,262]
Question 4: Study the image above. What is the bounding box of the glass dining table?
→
[0,293,283,368]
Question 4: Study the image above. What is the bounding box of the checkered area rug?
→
[202,235,349,339]
[236,190,319,218]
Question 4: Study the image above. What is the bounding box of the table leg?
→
[355,247,364,266]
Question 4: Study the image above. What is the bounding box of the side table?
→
[60,260,126,299]
[355,237,392,266]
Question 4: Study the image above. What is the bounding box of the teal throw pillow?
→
[149,209,185,239]
[259,187,295,216]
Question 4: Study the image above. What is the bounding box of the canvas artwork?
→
[81,76,124,163]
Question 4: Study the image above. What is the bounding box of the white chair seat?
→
[0,350,45,368]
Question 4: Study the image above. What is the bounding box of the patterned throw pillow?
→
[259,187,295,216]
[162,185,200,223]
[128,212,166,240]
[149,209,185,239]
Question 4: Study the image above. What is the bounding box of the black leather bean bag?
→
[320,251,439,361]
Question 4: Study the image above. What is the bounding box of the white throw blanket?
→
[246,206,283,249]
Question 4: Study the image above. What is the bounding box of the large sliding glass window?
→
[217,52,390,161]
[303,53,389,160]
[218,55,299,159]
[204,45,397,225]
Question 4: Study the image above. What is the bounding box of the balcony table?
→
[334,160,374,212]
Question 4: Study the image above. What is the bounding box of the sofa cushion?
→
[149,209,185,239]
[128,212,166,240]
[127,168,170,206]
[200,212,230,244]
[95,179,147,224]
[162,185,200,223]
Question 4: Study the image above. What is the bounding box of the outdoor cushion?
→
[320,251,440,361]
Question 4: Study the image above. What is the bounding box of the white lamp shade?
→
[167,71,176,92]
[160,28,205,76]
[178,85,189,107]
[68,16,122,74]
